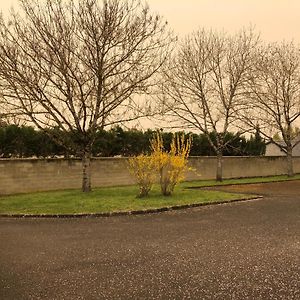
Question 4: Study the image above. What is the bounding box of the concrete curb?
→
[0,196,263,219]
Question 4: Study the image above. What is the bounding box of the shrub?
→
[151,132,192,196]
[128,154,156,198]
[128,132,192,197]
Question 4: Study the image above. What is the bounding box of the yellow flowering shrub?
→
[151,132,192,196]
[128,154,156,198]
[129,132,192,197]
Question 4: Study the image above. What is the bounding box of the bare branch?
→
[0,0,174,191]
[159,27,259,181]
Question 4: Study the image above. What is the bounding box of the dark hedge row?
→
[0,125,265,158]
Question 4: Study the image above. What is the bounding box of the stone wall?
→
[0,156,299,195]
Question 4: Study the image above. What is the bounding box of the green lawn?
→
[182,174,300,188]
[0,174,298,216]
[0,184,250,215]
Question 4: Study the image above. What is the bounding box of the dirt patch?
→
[207,180,300,197]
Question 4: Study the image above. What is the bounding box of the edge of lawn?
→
[182,173,300,189]
[1,174,299,218]
[0,195,263,218]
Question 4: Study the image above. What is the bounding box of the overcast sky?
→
[148,0,300,42]
[1,0,299,130]
[1,0,299,43]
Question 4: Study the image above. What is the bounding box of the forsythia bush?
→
[128,154,156,197]
[129,132,192,197]
[151,132,192,196]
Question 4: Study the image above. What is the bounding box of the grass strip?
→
[1,174,298,215]
[182,174,300,188]
[0,184,249,215]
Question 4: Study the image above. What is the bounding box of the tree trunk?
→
[82,151,92,192]
[286,146,294,177]
[216,151,223,182]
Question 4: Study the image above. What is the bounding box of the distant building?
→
[265,137,300,156]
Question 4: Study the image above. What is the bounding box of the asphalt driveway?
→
[0,181,299,299]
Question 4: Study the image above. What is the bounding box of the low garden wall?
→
[0,156,299,195]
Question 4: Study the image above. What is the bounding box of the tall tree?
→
[242,42,300,176]
[0,0,173,192]
[160,28,259,181]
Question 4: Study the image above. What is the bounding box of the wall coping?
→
[0,155,300,163]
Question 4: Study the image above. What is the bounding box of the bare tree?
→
[160,28,259,181]
[0,0,173,192]
[242,42,300,177]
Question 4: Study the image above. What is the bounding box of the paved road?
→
[0,181,299,299]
